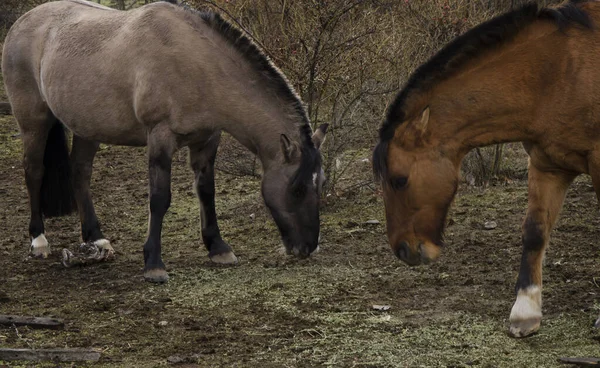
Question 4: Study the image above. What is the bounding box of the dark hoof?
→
[144,269,169,283]
[209,251,238,265]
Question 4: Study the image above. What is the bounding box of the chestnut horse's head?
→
[373,107,458,265]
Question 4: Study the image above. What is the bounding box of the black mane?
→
[168,3,320,188]
[374,0,592,181]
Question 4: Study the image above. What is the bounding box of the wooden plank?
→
[0,102,11,115]
[0,315,64,330]
[559,357,600,365]
[0,348,100,362]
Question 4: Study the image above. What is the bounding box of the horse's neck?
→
[179,18,306,170]
[215,93,302,169]
[428,29,560,158]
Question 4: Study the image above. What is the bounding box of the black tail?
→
[40,122,75,217]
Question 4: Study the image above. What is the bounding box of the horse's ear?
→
[414,106,430,134]
[280,134,299,163]
[312,123,329,150]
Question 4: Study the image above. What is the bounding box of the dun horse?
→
[2,0,328,283]
[374,0,598,337]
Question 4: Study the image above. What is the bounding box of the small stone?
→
[365,220,380,225]
[249,213,255,220]
[483,221,497,230]
[167,355,184,364]
[372,304,391,311]
[158,320,168,327]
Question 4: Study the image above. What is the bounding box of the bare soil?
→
[1,114,599,367]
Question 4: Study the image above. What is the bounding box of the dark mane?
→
[168,3,320,188]
[374,0,592,181]
[198,11,319,189]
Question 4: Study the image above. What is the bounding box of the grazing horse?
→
[373,0,599,337]
[2,0,328,283]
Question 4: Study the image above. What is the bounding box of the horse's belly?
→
[46,88,148,146]
[70,126,147,146]
[66,121,147,146]
[54,108,148,146]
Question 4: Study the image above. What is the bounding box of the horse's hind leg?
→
[189,132,237,264]
[509,163,575,337]
[20,116,53,258]
[70,136,113,257]
[17,105,75,257]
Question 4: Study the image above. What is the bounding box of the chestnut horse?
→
[2,0,328,283]
[374,0,598,337]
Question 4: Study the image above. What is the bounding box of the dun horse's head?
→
[373,107,458,265]
[262,124,328,258]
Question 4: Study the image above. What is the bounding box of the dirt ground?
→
[1,110,599,367]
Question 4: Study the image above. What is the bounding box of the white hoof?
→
[509,286,542,337]
[93,239,115,260]
[30,234,51,258]
[210,251,238,265]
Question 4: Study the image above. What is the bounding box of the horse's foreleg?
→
[189,132,237,265]
[71,136,113,257]
[143,127,176,283]
[509,163,574,337]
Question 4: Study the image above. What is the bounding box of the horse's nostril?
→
[396,241,410,260]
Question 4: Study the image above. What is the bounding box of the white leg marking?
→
[30,234,50,258]
[510,286,542,321]
[93,239,115,260]
[93,239,113,251]
[509,285,542,337]
[31,234,48,248]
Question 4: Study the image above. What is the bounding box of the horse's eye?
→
[390,176,408,190]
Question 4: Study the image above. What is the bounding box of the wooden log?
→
[0,102,11,115]
[0,291,9,303]
[0,315,64,330]
[559,357,600,365]
[0,348,100,362]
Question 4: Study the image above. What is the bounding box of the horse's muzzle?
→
[394,241,432,266]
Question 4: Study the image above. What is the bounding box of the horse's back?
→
[2,0,191,145]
